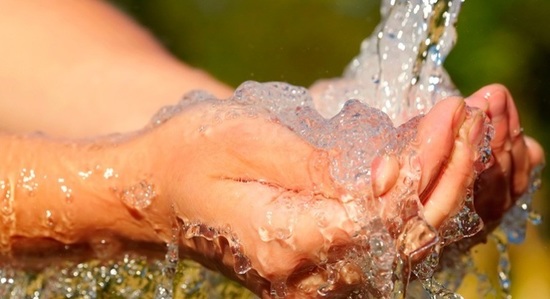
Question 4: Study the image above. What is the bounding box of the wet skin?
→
[0,1,544,297]
[1,85,543,298]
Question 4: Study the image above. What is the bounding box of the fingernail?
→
[465,95,489,113]
[487,90,507,120]
[453,100,467,132]
[468,112,484,145]
[371,154,399,197]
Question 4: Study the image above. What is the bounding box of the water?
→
[118,180,156,210]
[500,165,544,244]
[0,0,543,298]
[314,0,461,124]
[0,255,255,298]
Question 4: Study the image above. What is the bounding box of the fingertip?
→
[465,94,489,113]
[525,136,546,167]
[371,154,399,197]
[417,97,465,194]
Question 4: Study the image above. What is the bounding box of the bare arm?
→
[0,0,232,138]
[0,131,175,262]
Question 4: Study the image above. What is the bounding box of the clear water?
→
[0,0,543,298]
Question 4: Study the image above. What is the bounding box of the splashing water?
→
[314,0,461,123]
[157,0,493,297]
[0,0,543,298]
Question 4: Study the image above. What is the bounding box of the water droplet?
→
[0,179,13,216]
[77,170,93,180]
[18,168,38,195]
[88,235,121,259]
[232,250,251,275]
[491,233,512,298]
[528,211,542,225]
[183,222,201,239]
[45,210,54,228]
[270,279,288,298]
[119,180,156,210]
[57,178,73,203]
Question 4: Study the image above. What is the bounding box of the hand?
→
[464,84,544,232]
[148,94,488,297]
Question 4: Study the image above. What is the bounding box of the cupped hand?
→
[148,85,540,297]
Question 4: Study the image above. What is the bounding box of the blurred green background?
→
[108,0,549,297]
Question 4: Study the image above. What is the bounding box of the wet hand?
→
[148,96,488,297]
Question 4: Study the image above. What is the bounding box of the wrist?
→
[1,130,174,256]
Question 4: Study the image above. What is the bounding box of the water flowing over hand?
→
[148,85,498,297]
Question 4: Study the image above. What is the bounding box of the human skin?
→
[0,90,541,297]
[0,0,232,138]
[0,0,545,297]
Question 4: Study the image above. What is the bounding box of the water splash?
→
[180,220,252,276]
[0,255,255,299]
[314,0,462,124]
[0,0,542,298]
[490,232,513,299]
[500,164,544,244]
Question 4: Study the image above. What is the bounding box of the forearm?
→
[0,0,232,138]
[0,132,174,258]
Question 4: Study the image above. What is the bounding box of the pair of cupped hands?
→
[146,83,543,297]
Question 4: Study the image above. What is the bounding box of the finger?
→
[422,109,485,228]
[473,153,513,223]
[371,154,400,197]
[465,92,489,113]
[525,136,545,168]
[480,84,531,197]
[416,97,466,199]
[511,134,531,196]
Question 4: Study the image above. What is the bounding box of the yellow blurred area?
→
[458,225,550,298]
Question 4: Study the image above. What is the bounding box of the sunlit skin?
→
[0,0,544,298]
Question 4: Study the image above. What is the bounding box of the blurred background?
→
[108,0,549,297]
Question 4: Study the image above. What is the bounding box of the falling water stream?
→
[0,0,543,298]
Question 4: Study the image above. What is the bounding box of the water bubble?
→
[183,222,201,239]
[103,167,117,179]
[421,278,464,299]
[44,210,54,228]
[227,241,252,275]
[153,242,179,299]
[118,180,156,210]
[257,198,297,242]
[399,218,438,257]
[0,179,13,215]
[501,164,544,244]
[57,178,73,203]
[88,235,122,259]
[491,233,513,299]
[77,169,93,180]
[164,242,179,277]
[528,211,542,225]
[150,105,182,128]
[270,279,288,298]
